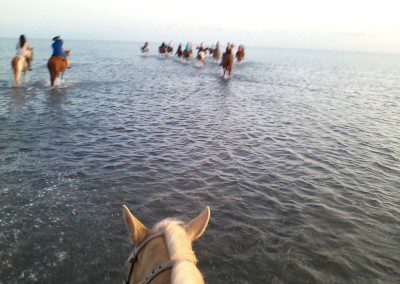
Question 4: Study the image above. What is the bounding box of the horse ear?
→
[186,206,210,241]
[122,205,148,244]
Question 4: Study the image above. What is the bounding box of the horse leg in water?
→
[50,71,58,87]
[13,68,21,87]
[12,57,22,87]
[23,69,28,84]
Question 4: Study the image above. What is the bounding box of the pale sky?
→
[1,0,399,53]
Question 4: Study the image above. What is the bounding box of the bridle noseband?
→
[124,231,177,284]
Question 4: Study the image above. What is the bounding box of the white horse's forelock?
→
[153,219,204,284]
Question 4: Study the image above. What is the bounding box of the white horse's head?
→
[123,205,210,284]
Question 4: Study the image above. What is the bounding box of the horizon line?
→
[1,36,399,56]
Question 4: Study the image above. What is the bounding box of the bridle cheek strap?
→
[125,231,164,284]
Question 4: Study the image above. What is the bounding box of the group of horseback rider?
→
[143,41,245,61]
[12,34,71,86]
[141,41,245,77]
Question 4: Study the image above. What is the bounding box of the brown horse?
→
[236,48,245,63]
[212,49,221,61]
[11,48,33,87]
[166,46,173,54]
[221,50,233,78]
[183,50,192,61]
[159,46,167,55]
[47,51,70,87]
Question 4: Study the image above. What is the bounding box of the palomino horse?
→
[11,48,33,87]
[221,50,233,78]
[122,205,210,284]
[47,51,70,87]
[196,51,206,66]
[236,49,245,63]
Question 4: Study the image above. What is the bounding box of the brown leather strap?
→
[125,231,164,284]
[139,260,177,284]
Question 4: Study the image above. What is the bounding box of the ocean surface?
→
[0,38,399,283]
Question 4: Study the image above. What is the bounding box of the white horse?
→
[196,51,206,67]
[11,48,33,87]
[122,205,210,284]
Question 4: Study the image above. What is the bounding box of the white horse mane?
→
[153,219,197,263]
[153,219,204,284]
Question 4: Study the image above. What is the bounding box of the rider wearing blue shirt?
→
[184,43,190,52]
[52,36,67,58]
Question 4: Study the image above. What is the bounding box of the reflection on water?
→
[0,39,400,283]
[12,88,28,106]
[47,86,69,100]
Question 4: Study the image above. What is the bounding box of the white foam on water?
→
[56,251,68,262]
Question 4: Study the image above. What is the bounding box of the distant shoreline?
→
[0,37,399,56]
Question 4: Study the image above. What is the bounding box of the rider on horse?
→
[141,42,149,52]
[184,42,190,52]
[235,45,245,62]
[197,42,206,53]
[51,36,69,67]
[176,43,183,58]
[16,35,32,70]
[222,43,234,61]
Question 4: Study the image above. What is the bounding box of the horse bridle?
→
[124,231,177,284]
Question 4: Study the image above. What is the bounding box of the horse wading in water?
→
[47,50,70,87]
[221,44,234,78]
[197,51,206,66]
[183,49,192,61]
[12,48,33,87]
[166,41,174,55]
[213,49,221,61]
[159,42,168,56]
[141,42,150,54]
[212,42,221,61]
[182,43,192,61]
[196,43,206,66]
[236,45,245,63]
[122,205,210,284]
[176,44,183,59]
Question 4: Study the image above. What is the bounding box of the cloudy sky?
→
[1,0,399,53]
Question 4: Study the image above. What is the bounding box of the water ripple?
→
[0,40,399,282]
